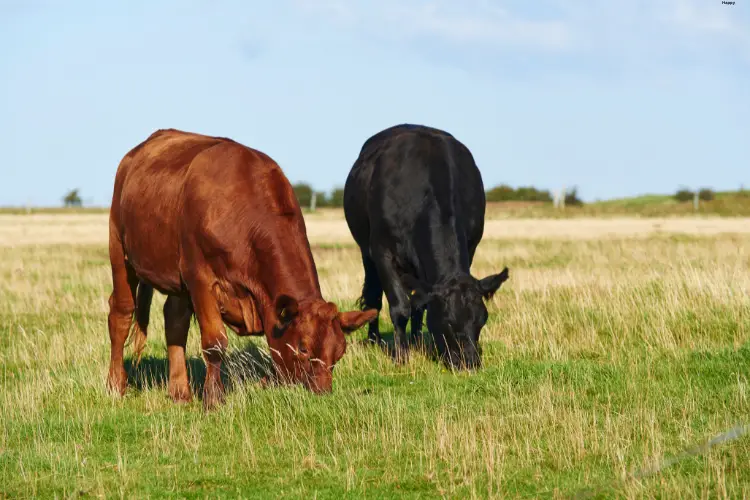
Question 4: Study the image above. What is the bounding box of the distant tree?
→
[673,187,694,203]
[516,186,553,203]
[564,186,583,206]
[63,189,82,207]
[485,184,515,202]
[329,187,345,208]
[314,191,329,208]
[698,188,715,202]
[292,183,314,208]
[485,184,553,203]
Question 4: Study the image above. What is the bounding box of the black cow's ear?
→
[402,274,432,309]
[478,267,509,300]
[275,294,299,324]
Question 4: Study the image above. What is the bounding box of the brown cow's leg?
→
[164,295,193,403]
[190,284,228,411]
[131,283,153,366]
[107,236,138,396]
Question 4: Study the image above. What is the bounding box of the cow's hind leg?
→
[358,253,383,345]
[131,283,153,365]
[164,295,194,403]
[107,234,138,396]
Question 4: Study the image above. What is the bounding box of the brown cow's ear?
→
[275,294,299,324]
[337,309,378,334]
[239,296,264,334]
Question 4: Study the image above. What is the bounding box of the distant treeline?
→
[291,183,585,208]
[56,184,746,210]
[484,184,583,205]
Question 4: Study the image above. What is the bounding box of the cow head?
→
[267,295,377,392]
[404,267,509,370]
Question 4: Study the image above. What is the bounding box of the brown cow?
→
[107,128,377,410]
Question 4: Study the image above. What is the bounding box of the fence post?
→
[560,185,566,211]
[693,190,699,212]
[310,192,316,212]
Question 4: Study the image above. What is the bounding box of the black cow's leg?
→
[360,253,383,345]
[372,249,410,364]
[410,306,425,349]
[389,302,410,364]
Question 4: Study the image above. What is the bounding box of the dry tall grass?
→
[0,214,749,497]
[3,212,750,246]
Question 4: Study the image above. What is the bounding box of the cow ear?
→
[402,274,432,309]
[239,296,264,334]
[337,309,378,334]
[478,267,509,300]
[275,294,299,325]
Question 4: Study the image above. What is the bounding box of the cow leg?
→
[164,295,193,403]
[190,283,228,411]
[359,253,383,345]
[372,250,410,364]
[132,283,153,366]
[107,235,138,396]
[410,306,425,349]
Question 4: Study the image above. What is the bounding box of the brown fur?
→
[106,128,377,410]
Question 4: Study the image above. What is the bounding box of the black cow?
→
[343,124,509,369]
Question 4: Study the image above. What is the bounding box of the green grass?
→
[485,190,750,219]
[1,234,750,498]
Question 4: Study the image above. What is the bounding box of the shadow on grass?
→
[124,341,274,398]
[351,326,445,365]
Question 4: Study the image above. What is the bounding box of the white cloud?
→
[378,2,571,51]
[293,0,750,66]
[293,0,573,52]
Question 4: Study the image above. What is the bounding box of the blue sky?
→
[1,0,748,206]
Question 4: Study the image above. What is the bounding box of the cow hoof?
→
[259,375,276,389]
[411,334,426,351]
[394,347,409,365]
[169,384,193,404]
[202,382,226,411]
[106,368,127,396]
[367,334,382,347]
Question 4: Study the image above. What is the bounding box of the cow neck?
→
[247,226,323,328]
[414,218,471,286]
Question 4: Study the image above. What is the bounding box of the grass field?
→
[1,215,749,498]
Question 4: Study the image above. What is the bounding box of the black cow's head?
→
[404,267,509,370]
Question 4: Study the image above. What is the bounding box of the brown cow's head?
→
[267,295,377,392]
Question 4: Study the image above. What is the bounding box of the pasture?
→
[1,213,749,498]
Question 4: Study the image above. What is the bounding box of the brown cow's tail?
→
[125,282,154,367]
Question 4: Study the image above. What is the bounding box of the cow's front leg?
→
[190,283,228,411]
[372,249,411,364]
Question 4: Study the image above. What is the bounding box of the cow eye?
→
[298,345,309,355]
